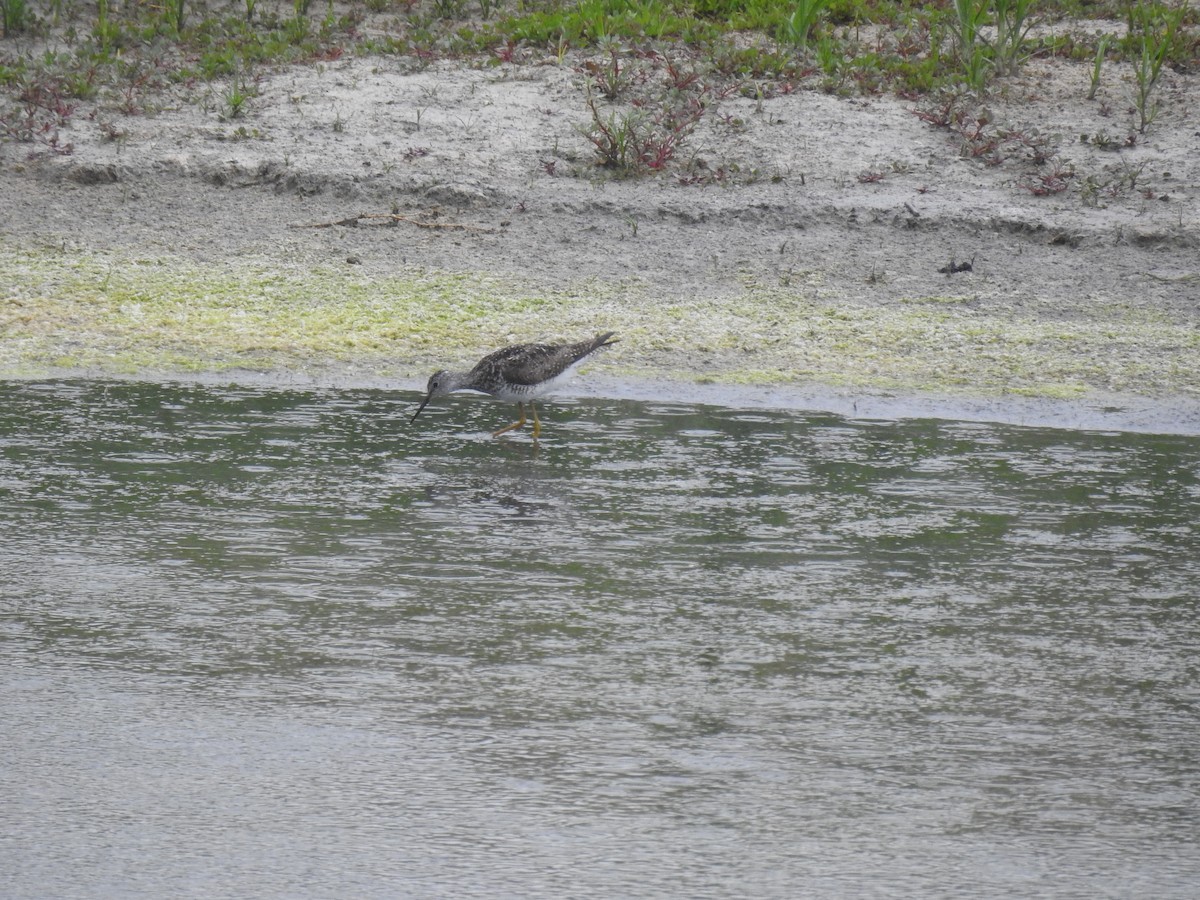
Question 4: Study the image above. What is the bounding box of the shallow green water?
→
[2,380,1198,898]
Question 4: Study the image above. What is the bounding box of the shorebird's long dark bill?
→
[411,394,432,423]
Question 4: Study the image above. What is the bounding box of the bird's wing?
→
[474,334,615,387]
[475,342,559,387]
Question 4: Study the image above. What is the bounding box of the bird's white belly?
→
[489,362,583,402]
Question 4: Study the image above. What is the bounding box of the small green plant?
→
[94,0,115,54]
[554,33,571,64]
[1,0,31,37]
[1118,158,1148,193]
[815,35,841,79]
[990,0,1037,77]
[1018,157,1073,196]
[432,0,465,20]
[1087,33,1110,101]
[1,69,78,150]
[284,12,310,43]
[951,0,1037,88]
[580,92,640,170]
[580,39,629,100]
[1079,174,1103,208]
[578,82,706,176]
[951,0,990,89]
[222,75,255,120]
[1130,1,1185,133]
[98,119,127,143]
[1079,157,1151,206]
[1082,128,1132,151]
[778,0,830,52]
[165,0,186,35]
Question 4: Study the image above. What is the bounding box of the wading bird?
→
[411,332,617,438]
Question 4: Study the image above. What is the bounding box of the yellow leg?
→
[492,402,527,437]
[530,402,541,438]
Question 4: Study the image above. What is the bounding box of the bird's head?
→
[410,370,452,423]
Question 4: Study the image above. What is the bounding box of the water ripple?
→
[1,380,1199,898]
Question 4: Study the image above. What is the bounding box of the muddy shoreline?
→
[3,48,1198,433]
[9,366,1200,436]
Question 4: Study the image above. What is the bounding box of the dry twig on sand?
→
[289,213,493,232]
